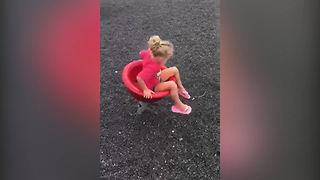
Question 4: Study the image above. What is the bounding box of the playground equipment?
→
[122,60,176,114]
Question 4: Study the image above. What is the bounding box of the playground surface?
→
[100,0,220,179]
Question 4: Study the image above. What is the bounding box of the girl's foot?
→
[178,88,191,99]
[171,104,192,115]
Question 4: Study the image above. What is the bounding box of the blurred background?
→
[221,0,320,179]
[2,0,320,179]
[3,0,100,179]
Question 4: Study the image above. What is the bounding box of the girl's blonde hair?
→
[147,35,174,58]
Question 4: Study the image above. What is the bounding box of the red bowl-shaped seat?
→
[122,60,176,102]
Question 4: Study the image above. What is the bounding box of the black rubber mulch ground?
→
[100,0,220,179]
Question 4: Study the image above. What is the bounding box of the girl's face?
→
[161,50,173,65]
[158,54,172,65]
[153,48,173,65]
[156,57,167,65]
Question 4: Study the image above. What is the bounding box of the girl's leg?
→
[154,81,187,110]
[160,66,184,89]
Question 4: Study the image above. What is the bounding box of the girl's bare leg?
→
[154,81,187,110]
[160,66,185,89]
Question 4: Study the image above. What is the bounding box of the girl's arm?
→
[136,76,148,91]
[137,76,154,99]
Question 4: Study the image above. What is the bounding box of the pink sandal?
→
[171,105,192,115]
[178,88,191,99]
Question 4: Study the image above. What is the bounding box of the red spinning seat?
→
[122,60,176,102]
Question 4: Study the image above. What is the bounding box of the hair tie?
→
[153,41,161,49]
[160,43,170,47]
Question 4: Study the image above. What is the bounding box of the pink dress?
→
[137,49,161,90]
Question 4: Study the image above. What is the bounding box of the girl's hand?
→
[143,89,155,99]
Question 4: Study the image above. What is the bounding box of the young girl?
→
[136,35,192,114]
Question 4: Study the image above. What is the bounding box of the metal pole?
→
[137,101,148,114]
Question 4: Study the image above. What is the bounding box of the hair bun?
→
[147,35,173,58]
[148,35,162,48]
